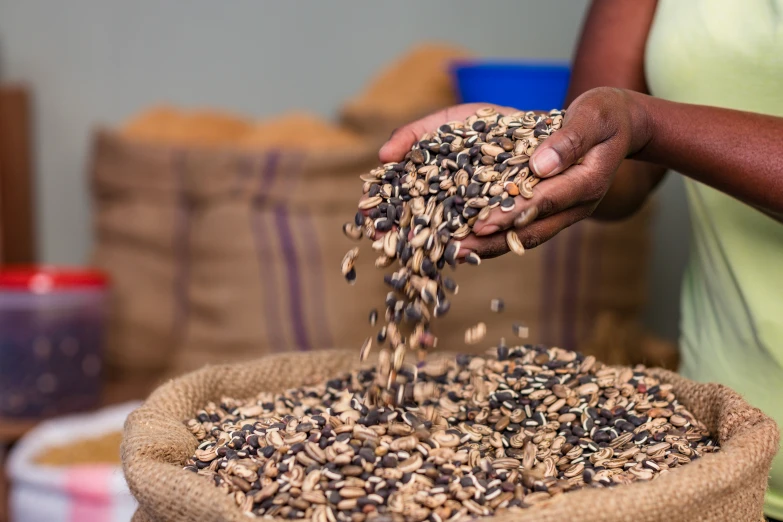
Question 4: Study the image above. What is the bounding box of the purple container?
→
[0,266,109,419]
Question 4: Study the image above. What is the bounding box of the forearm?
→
[566,0,663,221]
[631,91,783,219]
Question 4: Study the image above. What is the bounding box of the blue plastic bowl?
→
[452,61,571,111]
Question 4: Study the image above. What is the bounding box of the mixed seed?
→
[185,344,718,521]
[341,107,565,402]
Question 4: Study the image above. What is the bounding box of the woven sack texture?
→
[122,349,778,522]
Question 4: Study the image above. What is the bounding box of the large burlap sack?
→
[91,128,382,381]
[90,133,188,389]
[92,122,664,385]
[122,350,779,522]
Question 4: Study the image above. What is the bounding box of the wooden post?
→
[0,85,36,521]
[0,84,36,264]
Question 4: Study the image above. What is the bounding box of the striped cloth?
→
[7,403,139,522]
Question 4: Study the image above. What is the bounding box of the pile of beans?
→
[184,345,718,521]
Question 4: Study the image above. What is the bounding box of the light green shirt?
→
[646,0,783,516]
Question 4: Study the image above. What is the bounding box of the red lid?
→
[0,266,109,293]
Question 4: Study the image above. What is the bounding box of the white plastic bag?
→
[7,402,140,522]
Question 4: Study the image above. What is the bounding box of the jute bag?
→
[122,350,779,522]
[92,123,662,383]
[91,129,382,380]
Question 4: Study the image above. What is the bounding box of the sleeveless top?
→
[645,0,783,516]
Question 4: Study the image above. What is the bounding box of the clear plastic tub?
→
[0,267,109,419]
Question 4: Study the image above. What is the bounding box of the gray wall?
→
[0,0,687,341]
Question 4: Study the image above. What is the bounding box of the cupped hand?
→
[461,87,648,257]
[360,103,514,240]
[367,88,648,257]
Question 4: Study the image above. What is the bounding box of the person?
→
[374,0,783,518]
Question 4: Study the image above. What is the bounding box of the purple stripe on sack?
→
[172,151,191,337]
[287,155,333,349]
[274,203,312,351]
[250,153,286,349]
[561,225,584,351]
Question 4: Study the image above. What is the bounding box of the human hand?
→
[374,88,648,258]
[456,87,649,257]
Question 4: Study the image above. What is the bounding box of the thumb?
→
[530,99,609,178]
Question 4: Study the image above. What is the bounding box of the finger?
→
[378,103,516,163]
[457,232,509,260]
[472,162,601,236]
[460,204,594,257]
[530,91,622,178]
[513,204,594,250]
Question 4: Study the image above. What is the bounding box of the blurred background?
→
[0,1,691,520]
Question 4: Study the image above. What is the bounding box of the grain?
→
[185,345,719,520]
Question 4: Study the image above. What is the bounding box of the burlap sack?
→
[122,349,779,522]
[91,129,382,381]
[90,133,188,388]
[91,130,663,379]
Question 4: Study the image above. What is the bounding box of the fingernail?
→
[474,225,499,236]
[513,207,539,228]
[531,148,561,177]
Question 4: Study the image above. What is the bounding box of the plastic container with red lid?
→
[0,266,109,419]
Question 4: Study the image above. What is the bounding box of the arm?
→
[482,0,782,250]
[526,87,783,235]
[567,0,666,221]
[375,0,783,257]
[627,92,783,220]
